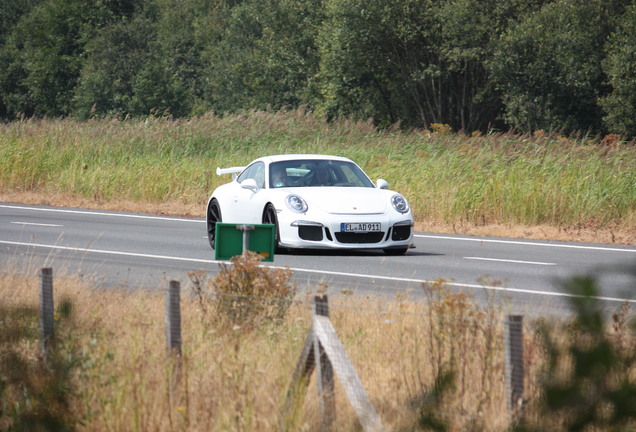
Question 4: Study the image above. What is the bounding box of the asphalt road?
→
[1,203,635,315]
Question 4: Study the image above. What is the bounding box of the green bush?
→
[0,300,78,432]
[190,251,297,330]
[516,275,636,432]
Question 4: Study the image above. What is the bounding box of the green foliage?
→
[489,0,630,134]
[2,0,636,135]
[316,0,439,128]
[0,0,46,117]
[600,4,636,137]
[130,56,189,117]
[145,0,210,117]
[201,0,323,114]
[0,0,42,45]
[0,0,138,118]
[516,274,636,432]
[413,272,636,432]
[73,13,155,118]
[315,0,541,131]
[0,301,78,431]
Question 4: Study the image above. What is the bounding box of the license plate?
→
[341,222,381,233]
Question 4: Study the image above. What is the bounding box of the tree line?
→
[1,0,635,137]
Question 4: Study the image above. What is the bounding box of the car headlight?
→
[391,194,409,213]
[286,194,308,213]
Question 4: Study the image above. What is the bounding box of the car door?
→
[230,161,267,223]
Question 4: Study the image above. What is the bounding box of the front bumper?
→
[279,216,413,250]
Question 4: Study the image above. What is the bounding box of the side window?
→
[236,165,253,183]
[236,162,265,188]
[252,162,265,188]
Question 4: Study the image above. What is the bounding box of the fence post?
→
[281,295,383,432]
[39,267,55,360]
[504,315,524,415]
[165,280,182,356]
[314,295,335,432]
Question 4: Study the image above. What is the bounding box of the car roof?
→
[255,154,354,165]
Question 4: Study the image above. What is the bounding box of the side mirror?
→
[376,179,389,189]
[240,178,259,192]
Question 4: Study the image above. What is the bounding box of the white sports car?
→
[206,154,414,255]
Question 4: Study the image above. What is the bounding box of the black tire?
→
[207,199,222,249]
[383,246,408,256]
[262,203,284,253]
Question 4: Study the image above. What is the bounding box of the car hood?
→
[288,187,390,214]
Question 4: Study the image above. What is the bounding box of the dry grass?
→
[1,267,523,431]
[3,262,636,431]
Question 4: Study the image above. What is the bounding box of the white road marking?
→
[0,240,220,264]
[416,234,636,253]
[1,239,634,304]
[11,222,63,227]
[464,256,557,266]
[0,204,202,223]
[3,205,633,254]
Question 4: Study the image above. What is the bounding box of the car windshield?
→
[269,159,375,189]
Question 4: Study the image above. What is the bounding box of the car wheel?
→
[263,204,284,253]
[207,199,222,249]
[383,246,408,256]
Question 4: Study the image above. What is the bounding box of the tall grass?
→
[1,111,634,236]
[0,269,511,431]
[3,264,635,431]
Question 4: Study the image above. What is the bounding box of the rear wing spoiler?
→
[216,166,245,180]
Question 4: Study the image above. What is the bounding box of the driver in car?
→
[312,165,333,186]
[271,166,288,188]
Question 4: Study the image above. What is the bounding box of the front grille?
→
[334,232,385,244]
[298,225,323,241]
[392,224,412,241]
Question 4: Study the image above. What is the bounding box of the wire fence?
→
[310,290,525,431]
[30,266,636,432]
